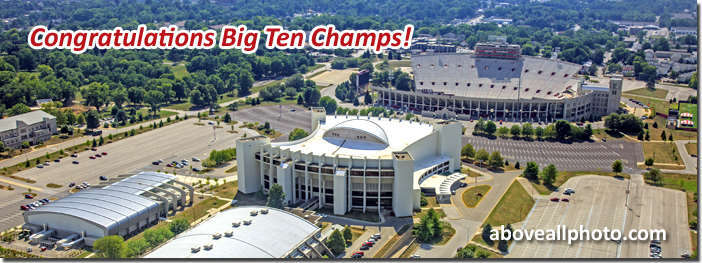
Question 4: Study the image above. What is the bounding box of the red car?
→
[561,198,569,202]
[102,152,107,155]
[476,193,484,197]
[89,156,96,159]
[470,119,474,122]
[95,154,102,157]
[363,242,373,247]
[25,194,33,199]
[91,148,97,151]
[353,251,365,256]
[166,163,174,167]
[550,198,559,202]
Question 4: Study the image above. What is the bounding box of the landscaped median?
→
[462,185,491,208]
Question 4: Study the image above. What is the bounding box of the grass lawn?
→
[421,195,440,208]
[645,172,697,193]
[307,64,324,72]
[461,167,483,177]
[372,224,412,258]
[164,101,196,111]
[170,64,189,78]
[470,234,511,255]
[225,165,237,173]
[399,240,420,258]
[529,171,630,195]
[208,180,268,207]
[484,181,535,226]
[622,88,669,99]
[76,251,92,258]
[347,226,366,246]
[459,243,504,258]
[677,103,698,129]
[642,116,698,142]
[170,196,229,223]
[315,207,380,222]
[643,142,683,165]
[461,185,491,208]
[306,69,329,79]
[414,208,445,219]
[685,143,697,156]
[74,91,85,102]
[375,60,411,71]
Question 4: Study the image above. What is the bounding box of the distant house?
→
[622,66,634,76]
[671,13,694,20]
[672,27,697,37]
[35,99,53,107]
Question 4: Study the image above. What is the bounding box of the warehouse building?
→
[371,42,623,122]
[236,109,462,217]
[22,172,193,247]
[144,206,332,258]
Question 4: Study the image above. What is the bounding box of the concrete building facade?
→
[236,110,462,218]
[0,110,57,148]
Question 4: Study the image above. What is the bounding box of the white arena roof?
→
[144,206,319,258]
[272,116,434,159]
[412,53,582,100]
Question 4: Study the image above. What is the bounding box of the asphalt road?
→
[0,118,257,232]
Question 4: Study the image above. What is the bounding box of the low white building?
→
[236,109,463,217]
[0,110,57,148]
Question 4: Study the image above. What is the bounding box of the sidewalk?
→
[516,178,541,199]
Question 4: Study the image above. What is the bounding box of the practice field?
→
[310,69,357,86]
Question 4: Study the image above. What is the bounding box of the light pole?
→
[625,167,632,207]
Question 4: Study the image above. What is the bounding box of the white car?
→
[192,157,200,162]
[372,234,381,239]
[564,188,574,194]
[410,255,420,258]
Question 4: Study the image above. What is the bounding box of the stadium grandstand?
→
[371,42,623,122]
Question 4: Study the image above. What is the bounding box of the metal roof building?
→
[22,172,193,246]
[144,206,332,258]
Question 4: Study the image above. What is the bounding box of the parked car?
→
[353,251,364,256]
[20,205,28,210]
[75,185,83,189]
[359,246,370,250]
[192,157,200,162]
[651,240,661,244]
[69,182,75,187]
[366,239,376,244]
[72,161,79,164]
[193,167,201,172]
[44,162,50,166]
[167,163,174,167]
[363,242,373,247]
[181,159,188,163]
[25,194,33,199]
[350,254,362,258]
[102,152,107,155]
[371,234,381,239]
[564,188,574,194]
[99,176,108,180]
[451,190,456,195]
[36,164,44,168]
[71,154,78,157]
[89,156,96,159]
[91,148,98,151]
[550,198,560,202]
[152,161,160,165]
[95,154,102,157]
[460,183,467,187]
[158,159,164,163]
[561,198,569,202]
[410,255,420,258]
[54,159,60,162]
[602,138,607,142]
[208,122,214,125]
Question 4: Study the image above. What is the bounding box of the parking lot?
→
[507,175,691,258]
[0,119,248,232]
[463,137,642,172]
[228,105,311,134]
[508,176,629,258]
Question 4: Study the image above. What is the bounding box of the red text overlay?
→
[28,24,415,54]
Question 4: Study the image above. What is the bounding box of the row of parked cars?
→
[152,158,201,171]
[20,198,51,210]
[629,98,650,110]
[351,234,381,257]
[550,188,575,202]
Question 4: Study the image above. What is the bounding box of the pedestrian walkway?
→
[516,178,540,199]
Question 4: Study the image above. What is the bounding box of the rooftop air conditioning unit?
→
[191,246,201,253]
[260,209,269,214]
[204,244,213,250]
[212,233,222,239]
[250,210,258,216]
[243,219,252,225]
[232,221,241,227]
[224,231,233,237]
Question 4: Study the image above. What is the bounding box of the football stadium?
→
[372,42,623,122]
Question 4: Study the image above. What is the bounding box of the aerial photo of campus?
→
[0,0,698,260]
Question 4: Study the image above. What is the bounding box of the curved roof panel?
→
[326,119,389,145]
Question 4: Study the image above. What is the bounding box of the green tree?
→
[93,235,128,258]
[498,239,509,253]
[416,212,435,241]
[645,157,654,168]
[475,148,489,165]
[461,144,475,158]
[326,229,346,255]
[554,120,571,138]
[85,110,100,130]
[540,164,558,186]
[485,121,497,135]
[475,118,485,133]
[488,151,503,168]
[645,169,662,184]
[522,123,534,138]
[126,239,149,257]
[661,130,667,141]
[266,183,286,209]
[343,226,352,242]
[319,96,337,113]
[456,248,475,258]
[612,160,623,176]
[143,227,174,248]
[289,128,309,141]
[169,218,190,235]
[510,125,521,137]
[523,161,540,180]
[481,223,493,245]
[497,126,510,137]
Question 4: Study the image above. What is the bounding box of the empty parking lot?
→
[463,137,642,172]
[507,175,690,258]
[228,105,311,134]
